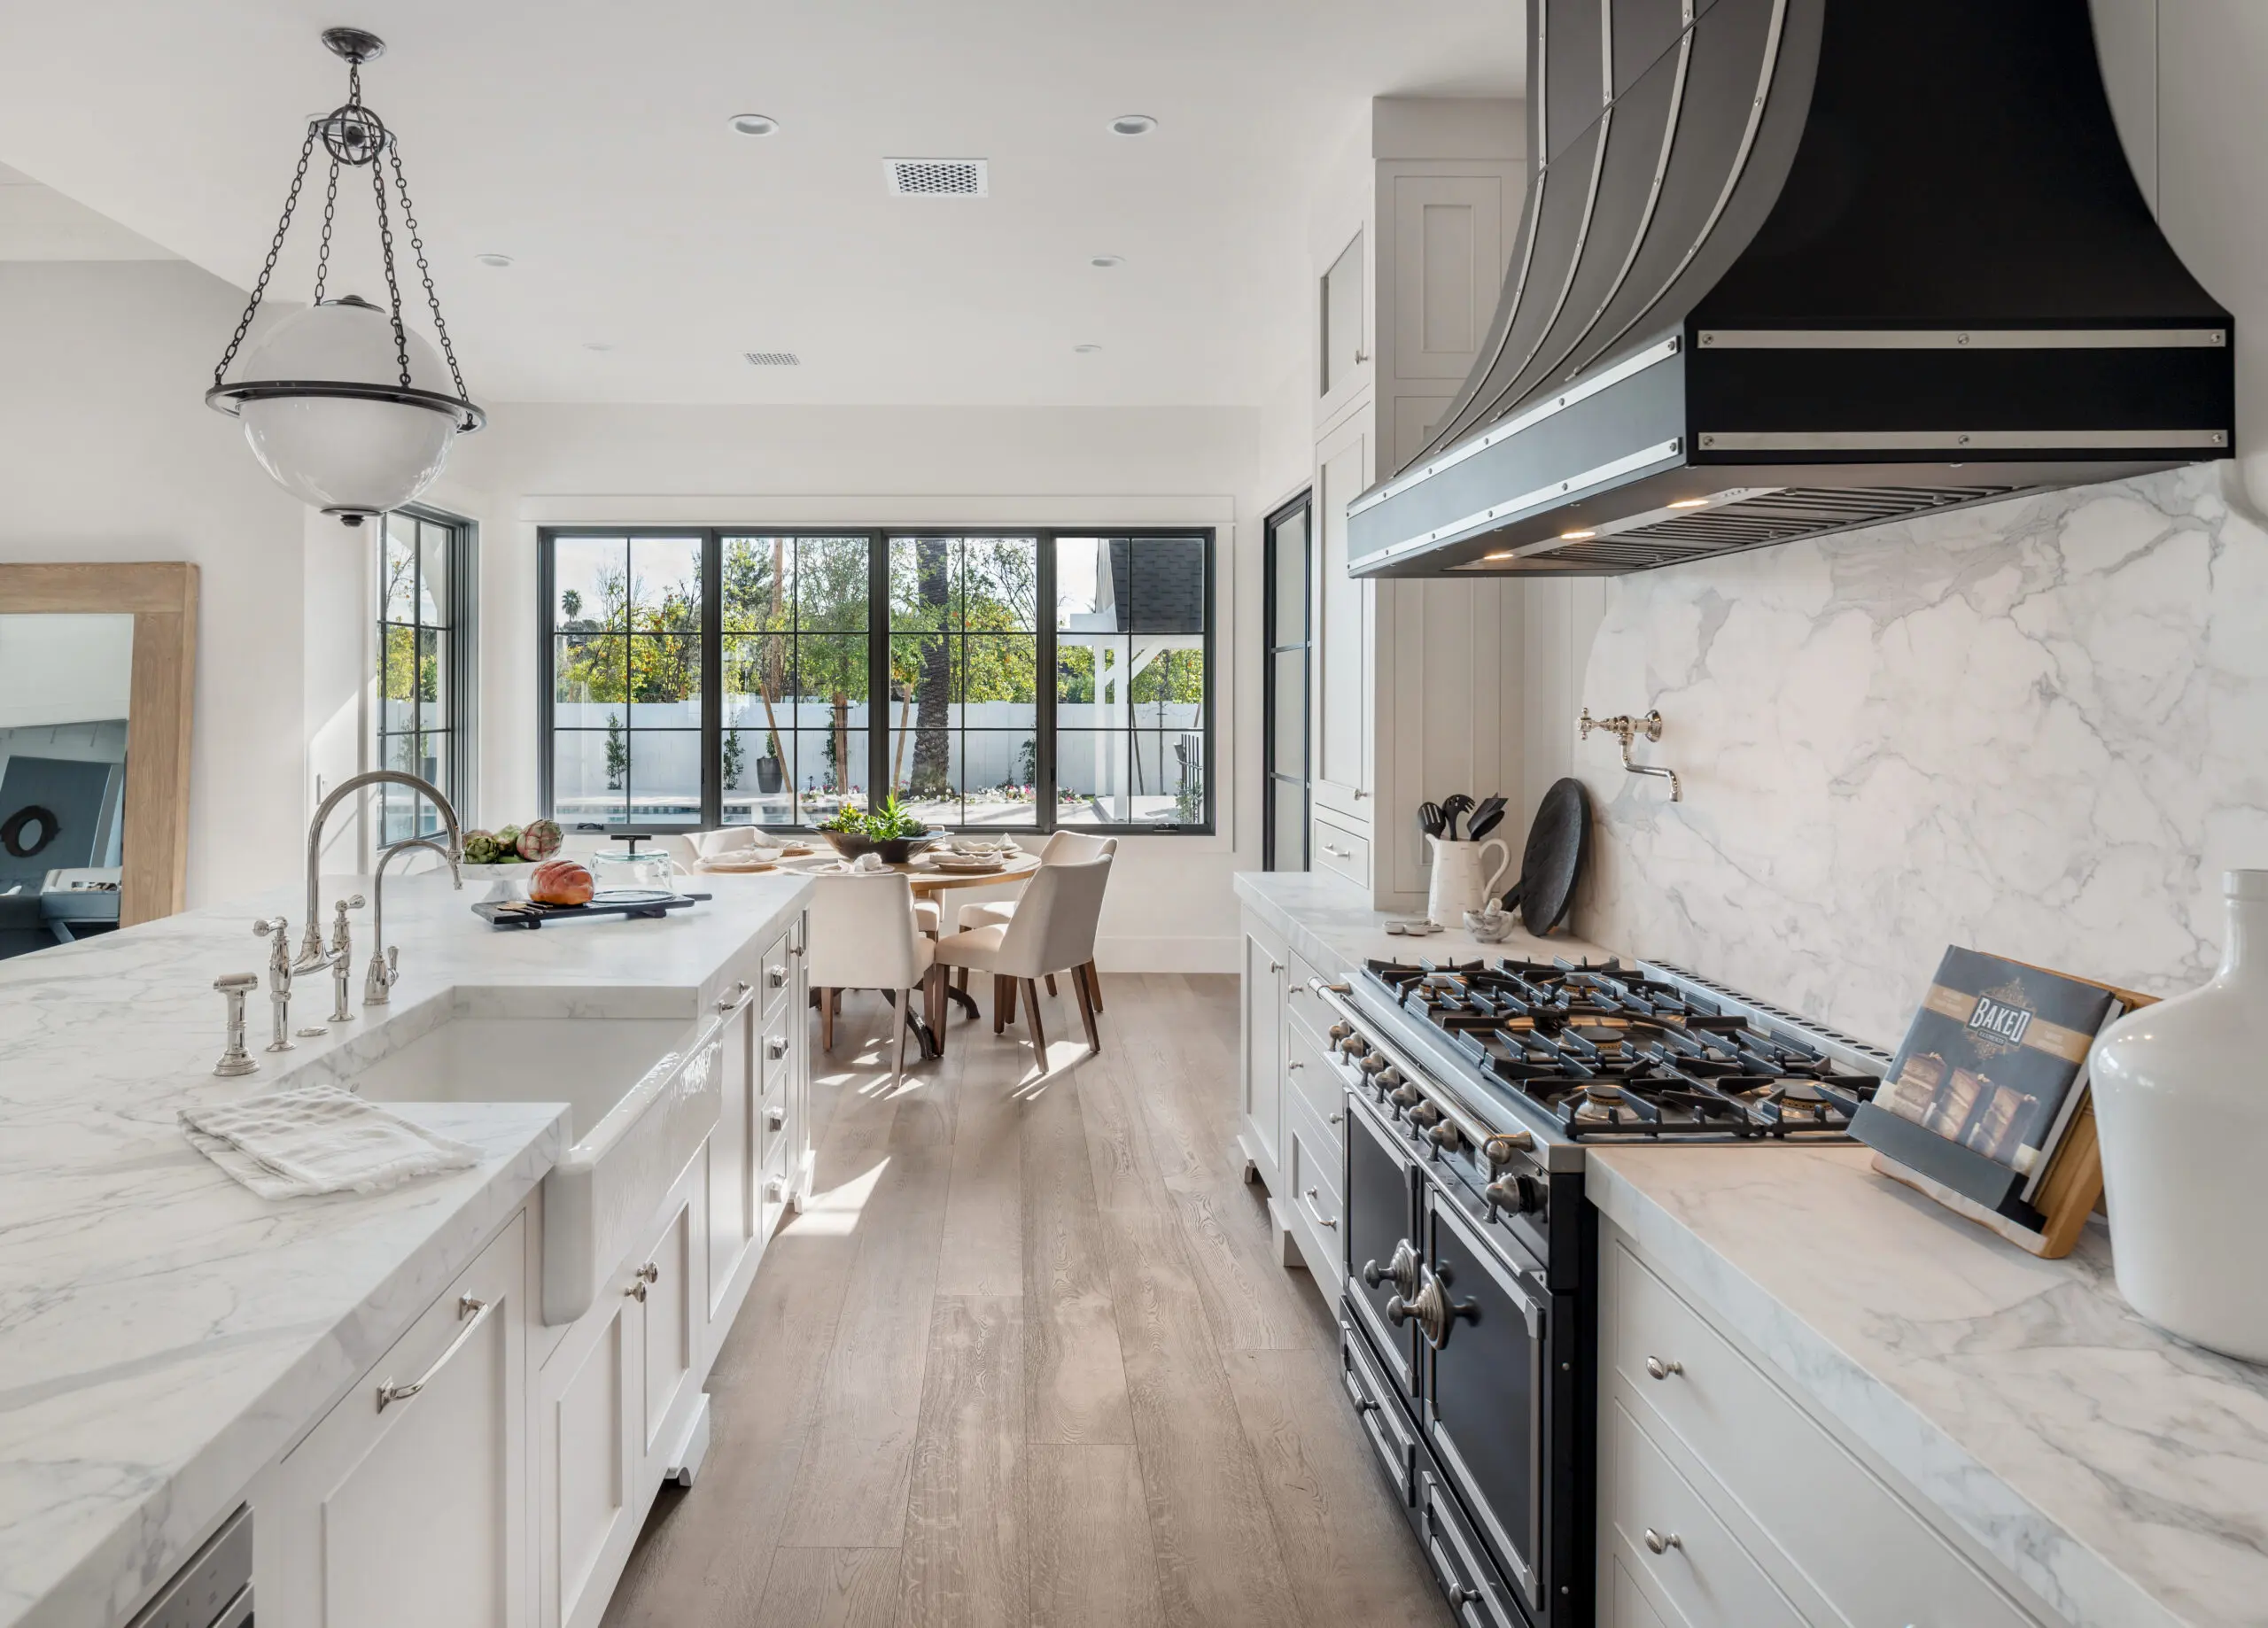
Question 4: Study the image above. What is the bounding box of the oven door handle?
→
[1433,1196,1547,1339]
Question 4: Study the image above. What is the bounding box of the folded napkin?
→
[850,852,888,873]
[181,1082,482,1199]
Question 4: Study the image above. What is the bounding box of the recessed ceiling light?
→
[583,341,613,353]
[1485,550,1514,560]
[729,113,779,137]
[1666,497,1709,509]
[473,252,514,268]
[1109,113,1158,136]
[1089,253,1124,269]
[1073,343,1104,354]
[1559,529,1596,540]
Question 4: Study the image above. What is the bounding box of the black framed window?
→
[377,508,476,842]
[1262,491,1312,870]
[540,527,1213,835]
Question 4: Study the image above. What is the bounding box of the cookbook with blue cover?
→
[1852,947,2123,1225]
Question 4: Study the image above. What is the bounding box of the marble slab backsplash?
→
[1570,462,2268,1047]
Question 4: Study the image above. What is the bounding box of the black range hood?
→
[1348,0,2234,578]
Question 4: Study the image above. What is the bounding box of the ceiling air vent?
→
[884,158,989,198]
[744,352,800,367]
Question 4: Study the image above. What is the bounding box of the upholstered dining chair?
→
[931,853,1113,1058]
[804,872,936,1089]
[951,830,1115,1011]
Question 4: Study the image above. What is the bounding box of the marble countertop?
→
[1591,1145,2268,1628]
[0,870,811,1628]
[1231,869,1614,981]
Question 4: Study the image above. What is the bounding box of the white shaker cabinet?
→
[1239,915,1290,1188]
[256,1213,532,1628]
[1305,99,1530,911]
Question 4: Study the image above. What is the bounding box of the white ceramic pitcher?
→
[2091,868,2268,1359]
[1425,833,1511,927]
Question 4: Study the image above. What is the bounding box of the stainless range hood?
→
[1348,0,2234,578]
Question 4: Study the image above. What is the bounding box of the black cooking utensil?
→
[1418,801,1445,839]
[1441,794,1475,840]
[1500,779,1591,934]
[1465,795,1507,841]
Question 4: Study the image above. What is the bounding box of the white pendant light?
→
[206,28,484,525]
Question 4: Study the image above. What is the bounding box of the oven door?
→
[1341,1089,1422,1396]
[1423,1184,1548,1616]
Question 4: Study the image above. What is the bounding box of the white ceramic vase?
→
[1425,833,1511,927]
[2090,869,2268,1360]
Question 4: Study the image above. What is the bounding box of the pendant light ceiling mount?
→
[206,26,485,526]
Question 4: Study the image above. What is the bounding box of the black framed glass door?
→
[1262,491,1313,870]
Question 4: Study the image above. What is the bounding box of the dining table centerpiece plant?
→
[815,794,939,864]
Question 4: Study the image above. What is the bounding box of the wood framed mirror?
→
[0,562,197,951]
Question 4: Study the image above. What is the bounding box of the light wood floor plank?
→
[934,1045,1026,1299]
[1098,1205,1304,1628]
[1021,1069,1134,1446]
[756,1547,905,1628]
[902,1295,1028,1628]
[1225,1347,1455,1628]
[781,1009,959,1547]
[1027,1445,1164,1628]
[1168,1179,1329,1353]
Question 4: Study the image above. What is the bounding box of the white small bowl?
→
[1464,909,1514,943]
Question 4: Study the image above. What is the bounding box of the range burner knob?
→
[1340,1034,1371,1059]
[1372,1067,1403,1099]
[1357,1054,1390,1077]
[1482,1130,1535,1167]
[1485,1174,1546,1220]
[1426,1120,1463,1153]
[1409,1101,1443,1130]
[1327,1022,1353,1046]
[1388,1081,1423,1110]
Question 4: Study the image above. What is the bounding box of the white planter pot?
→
[2090,869,2268,1361]
[1425,834,1511,927]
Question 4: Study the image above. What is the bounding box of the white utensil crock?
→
[1425,833,1511,927]
[2090,868,2268,1360]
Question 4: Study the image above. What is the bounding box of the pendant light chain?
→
[311,157,342,306]
[369,162,414,389]
[211,125,319,388]
[385,141,472,407]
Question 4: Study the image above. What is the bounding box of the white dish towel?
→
[181,1082,482,1200]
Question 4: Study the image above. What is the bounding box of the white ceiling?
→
[0,162,176,260]
[0,1,1522,407]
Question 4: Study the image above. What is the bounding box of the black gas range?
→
[1316,956,1888,1628]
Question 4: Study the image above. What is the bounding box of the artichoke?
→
[517,818,563,861]
[461,829,502,865]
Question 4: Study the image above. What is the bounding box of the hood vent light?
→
[885,158,989,197]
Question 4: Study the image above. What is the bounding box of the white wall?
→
[447,401,1296,968]
[0,260,311,906]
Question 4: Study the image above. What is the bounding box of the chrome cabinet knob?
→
[1267,958,1284,974]
[1287,1060,1303,1072]
[626,1280,648,1303]
[767,963,788,988]
[766,1105,786,1132]
[1644,1355,1684,1381]
[1643,1528,1682,1555]
[1328,1112,1343,1127]
[767,1035,790,1059]
[638,1262,660,1284]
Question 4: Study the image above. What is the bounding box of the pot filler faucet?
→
[295,771,464,1000]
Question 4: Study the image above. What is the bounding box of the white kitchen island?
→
[0,869,813,1628]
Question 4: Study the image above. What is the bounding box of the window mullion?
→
[1037,532,1057,834]
[701,530,721,830]
[867,531,889,810]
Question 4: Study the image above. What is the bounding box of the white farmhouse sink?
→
[353,1014,725,1323]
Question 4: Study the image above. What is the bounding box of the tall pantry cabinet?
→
[1309,97,1530,915]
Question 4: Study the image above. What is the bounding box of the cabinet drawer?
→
[1285,948,1332,1051]
[1419,1467,1521,1628]
[1315,817,1371,889]
[1608,1239,2041,1628]
[1285,1092,1344,1261]
[1608,1398,1805,1628]
[759,924,795,1022]
[1285,1017,1345,1130]
[1341,1318,1415,1505]
[759,1136,793,1244]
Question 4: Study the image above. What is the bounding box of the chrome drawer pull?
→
[766,1105,786,1131]
[1303,1187,1339,1229]
[1643,1528,1682,1555]
[377,1295,493,1412]
[1644,1355,1683,1381]
[767,963,789,988]
[1448,1583,1483,1605]
[717,979,755,1015]
[767,1035,790,1059]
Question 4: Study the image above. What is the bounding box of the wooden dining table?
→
[741,846,1045,1052]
